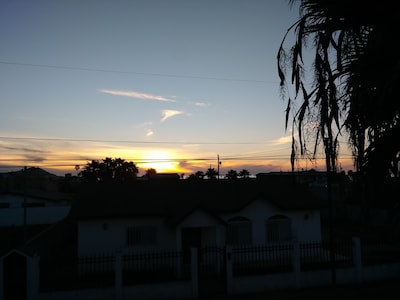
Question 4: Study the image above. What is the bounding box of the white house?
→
[69,175,326,257]
[0,190,72,226]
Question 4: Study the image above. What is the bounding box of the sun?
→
[139,150,179,174]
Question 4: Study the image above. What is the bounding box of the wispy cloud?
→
[161,110,184,122]
[99,89,175,102]
[146,129,154,137]
[192,102,208,107]
[272,135,293,145]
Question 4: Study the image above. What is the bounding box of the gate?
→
[198,246,226,296]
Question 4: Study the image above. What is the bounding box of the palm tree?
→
[80,157,139,181]
[278,0,400,234]
[205,168,218,180]
[278,0,400,181]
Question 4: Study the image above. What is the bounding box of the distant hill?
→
[0,167,61,192]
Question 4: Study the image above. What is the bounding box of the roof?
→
[1,189,75,202]
[68,177,326,226]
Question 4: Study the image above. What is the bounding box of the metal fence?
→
[299,240,353,270]
[122,249,189,285]
[232,243,294,275]
[361,240,400,265]
[40,239,400,291]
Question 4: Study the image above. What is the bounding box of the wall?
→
[221,198,322,243]
[77,198,323,256]
[0,194,71,226]
[78,217,177,256]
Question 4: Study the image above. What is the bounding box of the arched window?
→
[266,215,292,243]
[227,216,251,245]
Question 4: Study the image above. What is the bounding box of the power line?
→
[0,136,323,147]
[0,155,354,167]
[0,156,294,163]
[0,135,274,145]
[0,61,277,84]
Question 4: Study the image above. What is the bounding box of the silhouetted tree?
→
[278,0,400,181]
[79,157,139,181]
[238,169,250,179]
[145,168,157,177]
[278,0,400,230]
[187,171,205,180]
[205,167,218,180]
[59,172,80,192]
[225,169,238,180]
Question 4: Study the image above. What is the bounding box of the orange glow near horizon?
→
[0,143,355,177]
[137,150,180,174]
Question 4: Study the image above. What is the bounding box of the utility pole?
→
[217,155,221,179]
[23,166,27,243]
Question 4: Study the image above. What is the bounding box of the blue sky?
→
[0,0,354,176]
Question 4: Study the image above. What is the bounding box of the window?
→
[227,216,251,245]
[126,226,156,246]
[266,215,292,243]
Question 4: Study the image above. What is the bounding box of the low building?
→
[69,176,326,257]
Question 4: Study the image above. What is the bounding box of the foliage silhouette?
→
[205,167,218,180]
[278,0,400,181]
[79,157,139,181]
[225,169,238,180]
[278,0,400,229]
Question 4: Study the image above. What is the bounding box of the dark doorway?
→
[181,227,202,264]
[181,227,226,296]
[3,251,27,300]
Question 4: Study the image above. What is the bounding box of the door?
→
[3,251,27,300]
[181,227,202,264]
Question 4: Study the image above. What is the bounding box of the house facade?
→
[0,190,72,226]
[70,176,325,257]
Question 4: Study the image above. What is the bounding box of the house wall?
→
[0,194,70,226]
[292,209,321,241]
[78,217,176,256]
[221,198,321,244]
[0,206,71,226]
[78,199,322,256]
[176,209,226,248]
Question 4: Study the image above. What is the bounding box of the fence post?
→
[190,248,198,298]
[292,240,301,288]
[27,253,40,300]
[352,236,362,283]
[0,257,4,300]
[225,246,233,295]
[115,251,122,300]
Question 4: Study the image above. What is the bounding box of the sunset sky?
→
[0,0,354,177]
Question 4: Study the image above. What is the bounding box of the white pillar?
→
[176,229,182,279]
[115,252,122,300]
[292,240,301,288]
[27,254,40,300]
[225,246,233,295]
[352,236,362,283]
[190,248,198,298]
[0,257,4,300]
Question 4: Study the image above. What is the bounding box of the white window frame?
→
[266,215,292,243]
[227,216,252,245]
